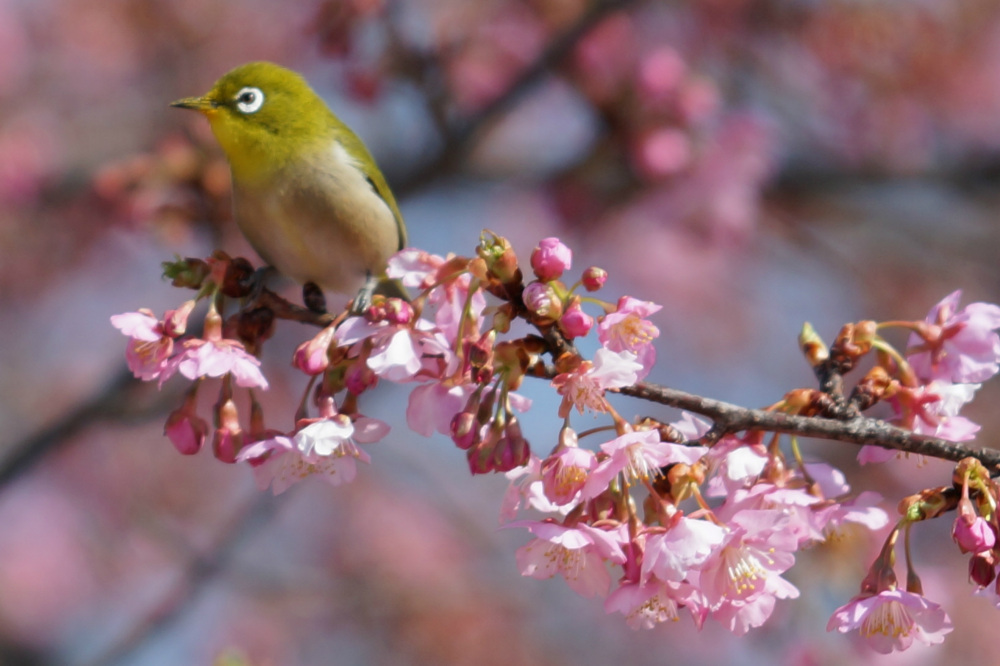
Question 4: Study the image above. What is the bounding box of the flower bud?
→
[385,298,414,325]
[541,432,594,505]
[530,237,572,281]
[212,398,244,464]
[450,411,479,450]
[559,301,594,339]
[581,266,607,292]
[162,257,210,289]
[493,417,530,472]
[523,282,562,320]
[953,497,997,554]
[467,438,496,475]
[164,300,197,337]
[970,551,997,587]
[164,400,207,455]
[798,322,828,367]
[294,323,338,375]
[344,360,378,395]
[477,231,522,285]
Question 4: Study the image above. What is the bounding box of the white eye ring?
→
[234,86,265,114]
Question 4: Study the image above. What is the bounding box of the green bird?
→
[172,61,406,308]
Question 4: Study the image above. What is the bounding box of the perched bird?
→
[171,61,406,308]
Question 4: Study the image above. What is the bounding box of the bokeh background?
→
[2,0,1000,664]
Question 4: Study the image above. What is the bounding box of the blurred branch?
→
[395,0,638,196]
[0,371,181,495]
[766,157,1000,199]
[82,492,280,666]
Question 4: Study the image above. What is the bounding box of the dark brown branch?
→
[621,381,1000,471]
[526,362,1000,471]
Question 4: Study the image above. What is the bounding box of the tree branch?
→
[619,382,1000,469]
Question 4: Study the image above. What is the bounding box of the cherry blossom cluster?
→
[112,234,1000,653]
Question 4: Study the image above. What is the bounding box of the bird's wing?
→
[338,130,407,251]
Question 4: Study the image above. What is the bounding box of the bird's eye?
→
[234,86,265,114]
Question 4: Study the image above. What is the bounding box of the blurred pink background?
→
[2,0,1000,664]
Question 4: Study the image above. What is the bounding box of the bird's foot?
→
[349,276,377,315]
[237,265,277,308]
[303,281,328,314]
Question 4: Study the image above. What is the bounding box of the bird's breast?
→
[231,142,401,294]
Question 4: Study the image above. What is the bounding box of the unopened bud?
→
[164,391,207,456]
[971,551,997,587]
[851,366,893,411]
[477,231,522,285]
[581,266,607,292]
[294,323,338,375]
[530,237,572,281]
[523,282,563,320]
[559,301,594,339]
[162,257,211,289]
[450,411,479,450]
[212,398,243,464]
[798,322,829,367]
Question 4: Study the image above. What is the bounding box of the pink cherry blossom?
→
[907,290,1000,383]
[953,514,996,554]
[336,316,450,383]
[406,382,476,436]
[508,519,627,597]
[552,348,642,417]
[827,589,953,653]
[711,574,799,636]
[165,337,268,389]
[530,237,572,281]
[238,415,389,494]
[704,435,769,496]
[598,296,661,379]
[696,509,798,609]
[427,275,486,342]
[641,516,726,584]
[110,309,161,340]
[111,309,174,381]
[715,484,828,547]
[604,579,696,629]
[501,456,570,522]
[891,380,980,442]
[582,429,707,499]
[822,491,890,534]
[385,248,444,289]
[540,444,597,505]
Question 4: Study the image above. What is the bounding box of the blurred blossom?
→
[0,482,99,645]
[637,46,687,101]
[632,127,692,180]
[0,114,60,205]
[0,0,28,95]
